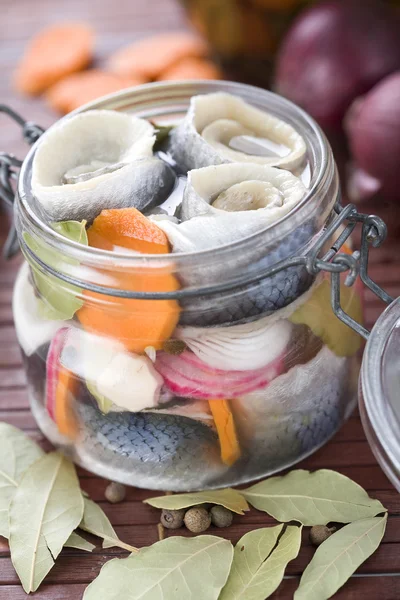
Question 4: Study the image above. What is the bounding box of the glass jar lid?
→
[361,298,400,491]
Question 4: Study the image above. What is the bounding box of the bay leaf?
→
[65,532,95,552]
[294,514,388,600]
[9,451,84,593]
[243,470,385,525]
[220,524,302,600]
[144,488,249,515]
[23,220,88,321]
[83,535,233,600]
[0,423,44,539]
[152,123,173,149]
[80,497,137,553]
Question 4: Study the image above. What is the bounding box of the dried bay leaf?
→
[65,532,95,552]
[144,488,249,515]
[23,219,88,321]
[243,469,385,525]
[0,423,44,539]
[80,497,138,553]
[9,451,84,593]
[83,535,234,600]
[220,524,302,600]
[294,514,388,600]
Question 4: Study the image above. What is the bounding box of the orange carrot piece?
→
[87,208,170,254]
[54,366,79,439]
[46,70,144,115]
[107,32,209,80]
[14,23,94,96]
[208,399,241,466]
[78,210,181,353]
[158,57,223,81]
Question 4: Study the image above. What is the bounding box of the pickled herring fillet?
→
[76,400,224,491]
[31,110,175,221]
[230,345,352,461]
[157,163,312,327]
[168,92,306,172]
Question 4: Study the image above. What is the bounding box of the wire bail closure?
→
[0,104,394,338]
[0,105,45,259]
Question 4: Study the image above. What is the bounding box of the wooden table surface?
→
[1,1,400,598]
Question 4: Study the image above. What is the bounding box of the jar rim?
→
[16,80,334,269]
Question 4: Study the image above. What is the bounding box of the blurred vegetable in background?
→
[13,0,400,204]
[274,0,400,131]
[14,29,222,114]
[180,0,316,86]
[345,72,400,202]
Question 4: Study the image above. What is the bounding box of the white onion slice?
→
[176,316,292,371]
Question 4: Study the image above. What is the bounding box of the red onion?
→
[155,350,285,399]
[346,72,400,201]
[46,328,69,421]
[275,0,400,130]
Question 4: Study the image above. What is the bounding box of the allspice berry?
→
[105,481,126,504]
[210,506,233,528]
[309,525,336,546]
[160,509,185,530]
[184,507,211,533]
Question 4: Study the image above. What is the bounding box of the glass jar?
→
[9,81,363,491]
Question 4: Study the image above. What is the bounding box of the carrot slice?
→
[46,70,144,115]
[87,208,170,254]
[78,209,181,353]
[107,32,209,80]
[14,23,94,96]
[158,57,222,82]
[208,399,241,466]
[54,366,79,439]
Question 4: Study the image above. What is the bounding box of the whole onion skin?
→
[275,0,400,131]
[346,72,400,201]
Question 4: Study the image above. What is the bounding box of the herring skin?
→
[179,220,315,327]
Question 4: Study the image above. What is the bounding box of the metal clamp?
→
[0,105,44,258]
[309,205,393,340]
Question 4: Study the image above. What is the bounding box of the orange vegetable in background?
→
[78,209,181,353]
[46,69,145,114]
[158,57,222,81]
[107,31,209,80]
[14,23,94,96]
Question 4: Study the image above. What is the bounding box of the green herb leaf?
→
[0,423,44,539]
[9,451,84,593]
[144,488,249,515]
[23,220,88,321]
[220,524,302,600]
[80,497,137,553]
[151,123,174,150]
[294,514,388,600]
[52,220,88,245]
[65,532,96,552]
[243,470,385,525]
[83,535,233,600]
